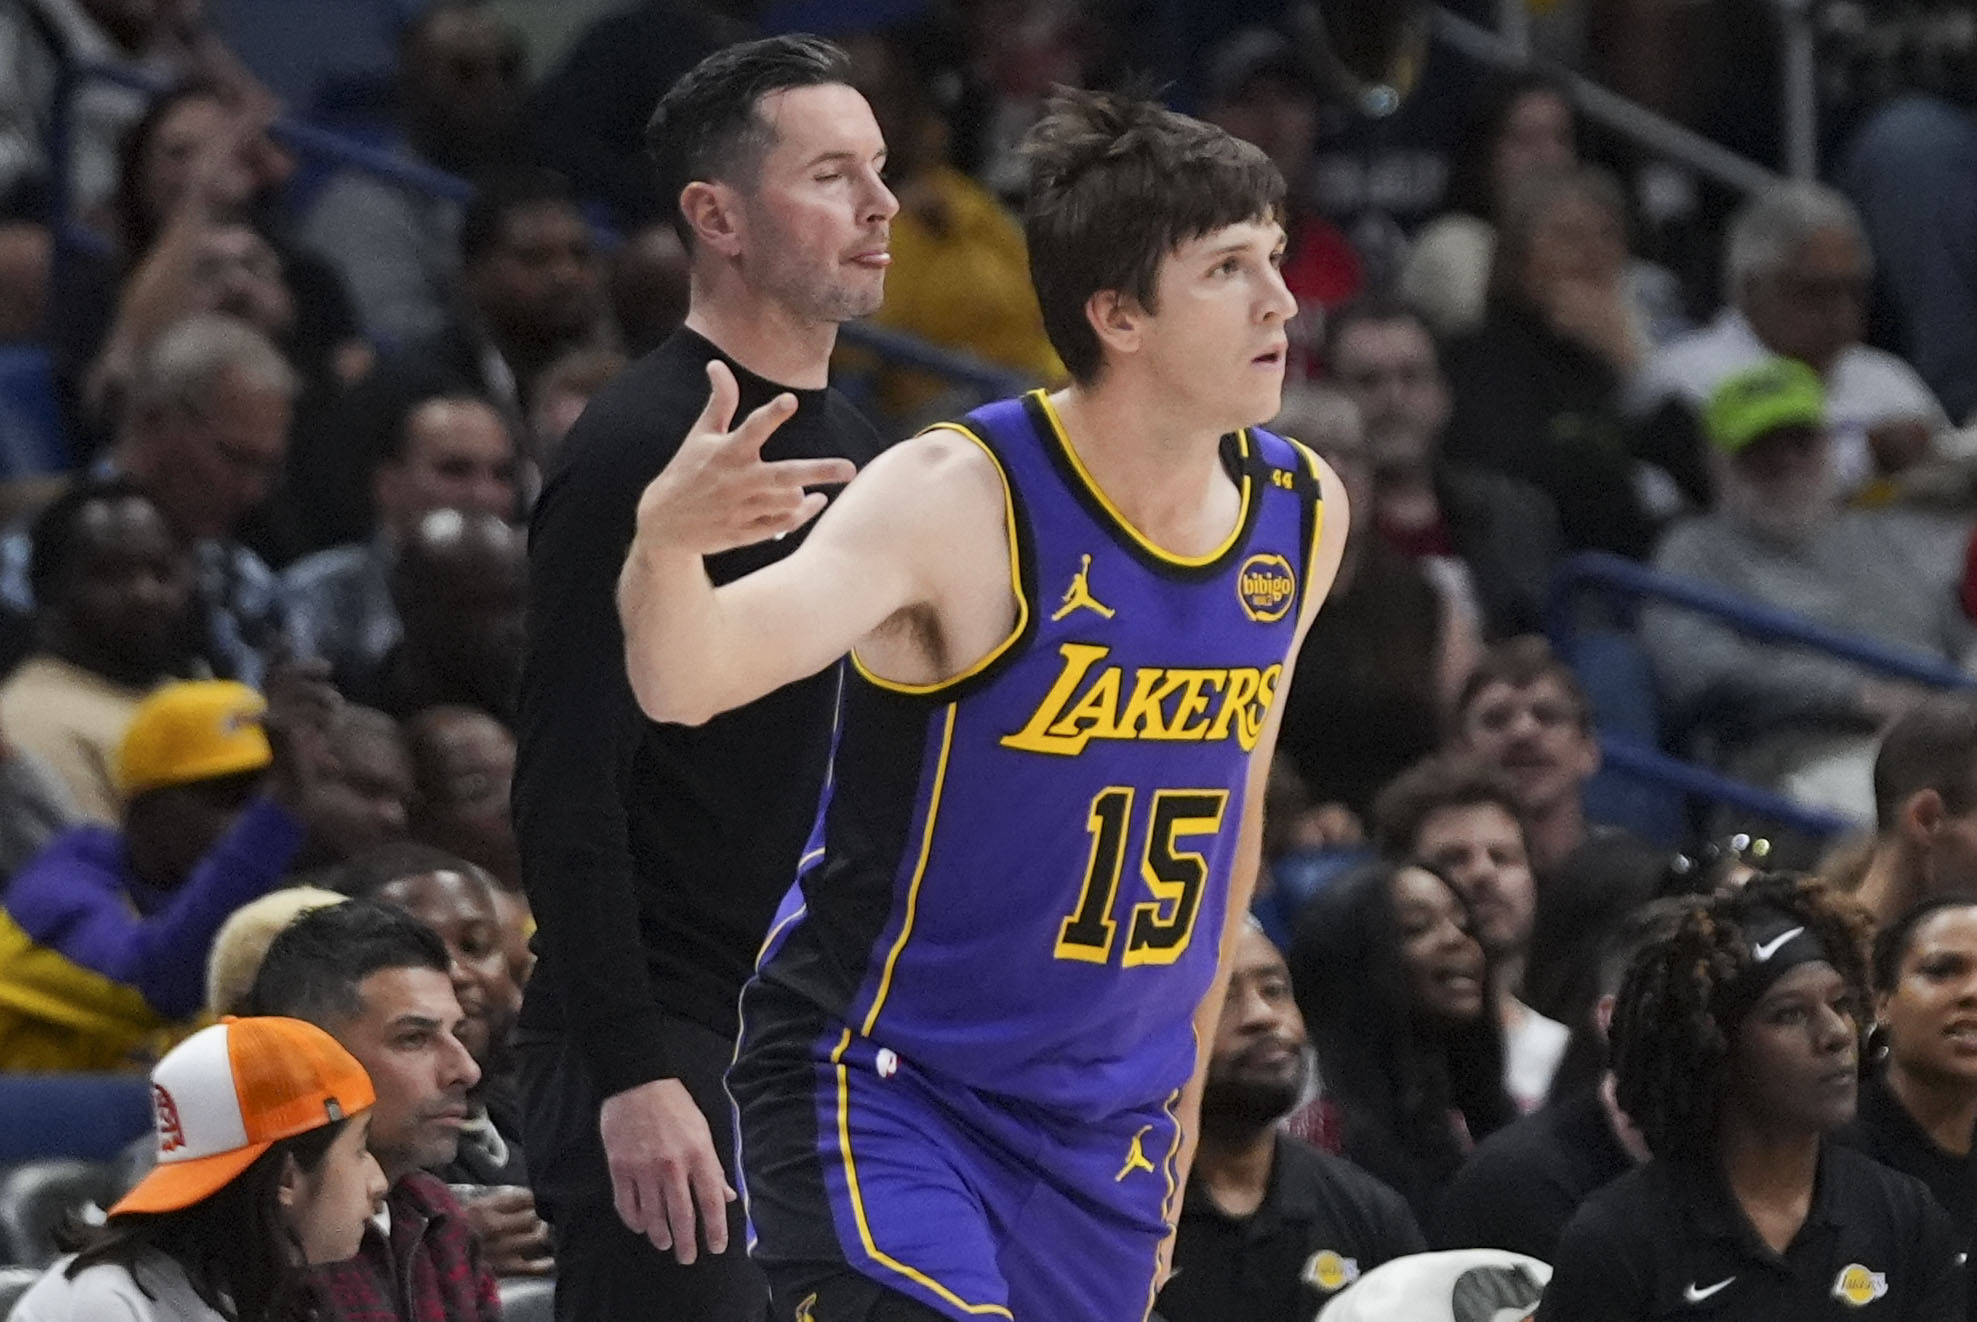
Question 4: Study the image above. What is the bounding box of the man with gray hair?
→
[0,313,296,686]
[1632,181,1945,494]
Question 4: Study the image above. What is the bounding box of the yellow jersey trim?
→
[1033,389,1254,568]
[859,704,957,1037]
[1284,435,1329,599]
[831,1029,1013,1318]
[850,424,1028,697]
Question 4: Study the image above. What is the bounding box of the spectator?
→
[608,225,689,359]
[1282,0,1485,287]
[1401,70,1686,345]
[1440,167,1699,558]
[1326,298,1562,637]
[0,720,80,886]
[439,170,607,417]
[528,347,626,473]
[405,705,519,890]
[1837,896,1977,1286]
[1200,28,1363,379]
[334,843,541,1285]
[290,173,604,558]
[1540,875,1963,1320]
[1158,919,1425,1322]
[1850,699,1977,926]
[348,510,526,727]
[0,0,261,222]
[1642,360,1972,823]
[1273,383,1478,828]
[0,674,336,1071]
[287,705,414,873]
[1289,859,1517,1222]
[1373,755,1570,1111]
[245,900,500,1322]
[1840,95,1977,424]
[1634,182,1948,493]
[56,82,366,454]
[839,17,1062,426]
[4,315,297,687]
[11,1016,386,1322]
[1432,899,1674,1261]
[1450,636,1667,1032]
[282,394,519,687]
[0,480,199,822]
[302,1,530,347]
[204,885,346,1017]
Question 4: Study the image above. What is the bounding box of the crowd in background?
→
[0,0,1973,1318]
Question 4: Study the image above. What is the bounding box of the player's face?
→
[1728,960,1859,1137]
[737,83,898,325]
[1877,905,1977,1090]
[1139,218,1297,433]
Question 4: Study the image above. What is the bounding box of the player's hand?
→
[631,359,858,559]
[458,1185,555,1276]
[598,1077,737,1264]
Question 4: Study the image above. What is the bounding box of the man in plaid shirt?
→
[249,900,501,1321]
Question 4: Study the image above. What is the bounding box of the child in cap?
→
[14,1016,387,1322]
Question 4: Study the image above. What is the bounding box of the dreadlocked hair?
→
[1608,871,1871,1165]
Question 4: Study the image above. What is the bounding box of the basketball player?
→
[619,86,1349,1322]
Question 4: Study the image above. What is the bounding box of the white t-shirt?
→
[11,1252,229,1322]
[1632,308,1948,491]
[1503,998,1572,1114]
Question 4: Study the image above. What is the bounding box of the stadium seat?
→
[498,1276,555,1322]
[0,1076,154,1165]
[0,347,68,480]
[1254,846,1373,950]
[1562,626,1688,847]
[0,1160,116,1268]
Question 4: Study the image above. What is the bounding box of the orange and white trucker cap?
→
[111,1017,375,1217]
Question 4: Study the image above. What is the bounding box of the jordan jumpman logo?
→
[1052,554,1116,622]
[1116,1125,1158,1181]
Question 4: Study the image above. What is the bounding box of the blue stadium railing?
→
[1546,552,1977,841]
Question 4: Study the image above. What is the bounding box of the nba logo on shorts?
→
[876,1049,899,1079]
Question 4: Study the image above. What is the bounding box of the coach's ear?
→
[679,181,743,259]
[1085,288,1145,360]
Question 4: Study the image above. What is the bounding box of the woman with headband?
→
[14,1016,387,1321]
[1538,874,1965,1320]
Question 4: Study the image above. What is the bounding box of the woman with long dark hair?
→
[1288,859,1517,1221]
[13,1016,386,1321]
[1837,895,1977,1316]
[1539,874,1963,1320]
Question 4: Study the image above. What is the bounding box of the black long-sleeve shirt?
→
[513,327,886,1098]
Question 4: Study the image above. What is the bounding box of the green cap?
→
[1704,358,1825,455]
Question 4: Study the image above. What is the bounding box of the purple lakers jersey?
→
[753,389,1325,1119]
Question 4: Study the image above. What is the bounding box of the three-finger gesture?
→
[633,360,858,558]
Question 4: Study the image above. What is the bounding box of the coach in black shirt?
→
[1539,877,1963,1321]
[513,35,896,1322]
[1159,922,1423,1322]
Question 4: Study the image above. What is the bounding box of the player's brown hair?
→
[1021,86,1284,385]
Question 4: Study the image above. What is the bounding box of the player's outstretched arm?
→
[619,365,995,724]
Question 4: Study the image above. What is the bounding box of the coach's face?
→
[738,83,898,324]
